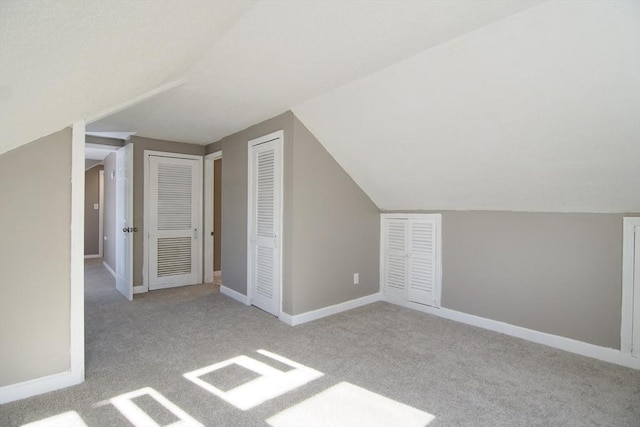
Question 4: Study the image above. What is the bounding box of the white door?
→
[407,219,438,306]
[115,144,133,300]
[248,131,282,316]
[148,155,202,290]
[383,218,408,300]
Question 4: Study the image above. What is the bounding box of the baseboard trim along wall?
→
[281,293,383,326]
[382,294,640,370]
[84,254,101,259]
[102,261,116,279]
[0,370,83,405]
[220,285,250,305]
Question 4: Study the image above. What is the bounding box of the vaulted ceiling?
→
[1,0,638,212]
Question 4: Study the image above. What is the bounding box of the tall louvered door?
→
[407,219,438,306]
[148,155,202,290]
[383,219,408,300]
[248,131,282,317]
[381,214,441,308]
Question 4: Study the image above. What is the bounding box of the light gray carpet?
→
[1,259,639,426]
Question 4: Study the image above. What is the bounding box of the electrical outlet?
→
[353,273,359,284]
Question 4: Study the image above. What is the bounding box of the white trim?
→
[84,254,101,259]
[204,151,222,284]
[86,79,187,124]
[220,285,251,305]
[280,293,383,326]
[103,261,116,279]
[85,143,120,151]
[70,121,85,386]
[98,169,104,258]
[382,294,640,370]
[622,217,640,356]
[0,371,80,405]
[247,131,284,317]
[143,150,203,292]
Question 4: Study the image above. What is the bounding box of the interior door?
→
[115,144,133,300]
[148,155,202,290]
[407,219,438,306]
[248,132,282,316]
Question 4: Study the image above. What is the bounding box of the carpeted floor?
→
[1,259,639,426]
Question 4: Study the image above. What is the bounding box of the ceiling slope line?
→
[86,78,188,125]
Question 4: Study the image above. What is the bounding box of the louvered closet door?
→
[407,219,438,306]
[384,219,408,300]
[149,156,202,289]
[249,134,282,317]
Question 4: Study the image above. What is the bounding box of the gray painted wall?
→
[103,152,117,271]
[290,117,379,314]
[218,112,379,315]
[396,211,631,349]
[84,165,103,255]
[218,112,295,305]
[129,135,205,286]
[0,129,72,386]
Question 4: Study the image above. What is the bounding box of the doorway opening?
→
[204,151,222,285]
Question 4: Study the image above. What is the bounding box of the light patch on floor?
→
[183,349,323,410]
[21,411,87,427]
[266,381,435,427]
[108,387,203,427]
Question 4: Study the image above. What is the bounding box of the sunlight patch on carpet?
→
[109,387,203,427]
[21,411,87,427]
[266,382,435,427]
[183,349,323,410]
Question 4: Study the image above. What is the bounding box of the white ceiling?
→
[1,0,637,213]
[0,0,255,154]
[294,0,640,212]
[84,0,541,143]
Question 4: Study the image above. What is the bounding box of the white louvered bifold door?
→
[249,134,282,317]
[383,219,408,300]
[149,156,202,289]
[407,219,438,306]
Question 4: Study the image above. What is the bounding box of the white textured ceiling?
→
[2,0,637,213]
[85,0,541,143]
[294,0,640,212]
[0,0,254,154]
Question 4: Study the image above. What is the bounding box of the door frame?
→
[247,130,284,317]
[622,217,640,357]
[204,151,222,284]
[142,150,203,292]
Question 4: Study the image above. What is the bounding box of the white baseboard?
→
[281,292,383,327]
[220,286,250,305]
[84,254,101,259]
[0,370,83,404]
[102,261,116,279]
[133,285,147,295]
[382,294,640,370]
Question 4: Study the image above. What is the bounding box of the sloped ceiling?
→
[1,1,637,213]
[85,0,541,143]
[0,0,255,154]
[294,0,640,212]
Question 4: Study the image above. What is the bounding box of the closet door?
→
[383,218,408,300]
[407,219,438,306]
[248,131,282,317]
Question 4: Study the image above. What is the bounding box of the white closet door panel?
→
[383,219,407,299]
[149,156,201,289]
[408,220,437,306]
[249,134,282,317]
